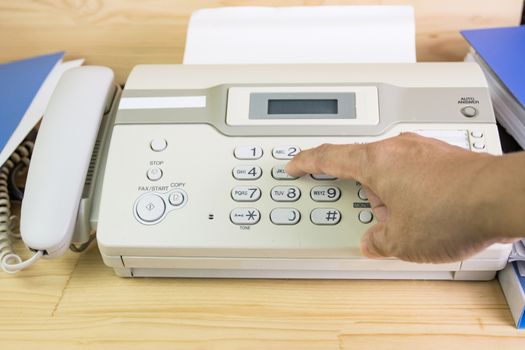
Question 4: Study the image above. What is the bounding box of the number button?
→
[272,146,301,160]
[271,165,298,180]
[230,208,261,225]
[231,186,262,202]
[234,146,263,160]
[233,165,262,180]
[270,208,301,225]
[310,186,341,202]
[311,174,337,180]
[270,186,301,202]
[310,208,341,225]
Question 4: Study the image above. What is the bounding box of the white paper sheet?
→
[183,6,416,64]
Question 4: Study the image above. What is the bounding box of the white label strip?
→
[118,96,206,109]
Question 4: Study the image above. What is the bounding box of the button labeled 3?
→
[231,186,261,202]
[270,208,301,225]
[272,146,301,160]
[233,165,262,180]
[271,186,301,202]
[230,208,261,225]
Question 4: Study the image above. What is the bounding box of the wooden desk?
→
[1,241,524,349]
[1,1,524,348]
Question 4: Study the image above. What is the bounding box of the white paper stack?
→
[184,6,416,64]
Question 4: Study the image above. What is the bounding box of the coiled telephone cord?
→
[0,141,43,273]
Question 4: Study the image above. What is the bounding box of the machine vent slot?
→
[85,139,101,188]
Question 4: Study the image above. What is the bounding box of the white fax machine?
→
[9,63,512,279]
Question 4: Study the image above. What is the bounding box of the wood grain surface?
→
[0,0,522,84]
[1,1,525,348]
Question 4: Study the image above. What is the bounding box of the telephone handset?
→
[1,66,116,273]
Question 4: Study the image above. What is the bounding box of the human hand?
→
[285,133,507,263]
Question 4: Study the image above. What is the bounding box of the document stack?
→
[462,26,525,149]
[462,25,525,329]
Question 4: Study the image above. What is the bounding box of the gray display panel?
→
[268,99,338,115]
[249,92,356,120]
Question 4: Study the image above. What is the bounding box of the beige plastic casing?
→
[95,63,511,279]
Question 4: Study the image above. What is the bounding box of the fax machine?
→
[3,63,512,279]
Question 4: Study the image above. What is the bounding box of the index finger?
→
[285,143,369,183]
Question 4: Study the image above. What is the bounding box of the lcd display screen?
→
[267,99,338,115]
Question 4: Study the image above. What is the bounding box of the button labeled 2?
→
[272,146,301,160]
[233,165,262,180]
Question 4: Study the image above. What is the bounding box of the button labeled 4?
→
[233,165,262,180]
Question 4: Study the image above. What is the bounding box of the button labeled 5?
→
[271,165,297,180]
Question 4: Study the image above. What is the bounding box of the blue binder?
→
[0,52,64,158]
[461,26,525,108]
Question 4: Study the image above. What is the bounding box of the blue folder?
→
[0,52,64,156]
[461,26,525,108]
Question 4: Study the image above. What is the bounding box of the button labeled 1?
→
[270,208,300,225]
[234,146,263,160]
[272,146,301,160]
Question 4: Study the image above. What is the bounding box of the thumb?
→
[360,223,389,259]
